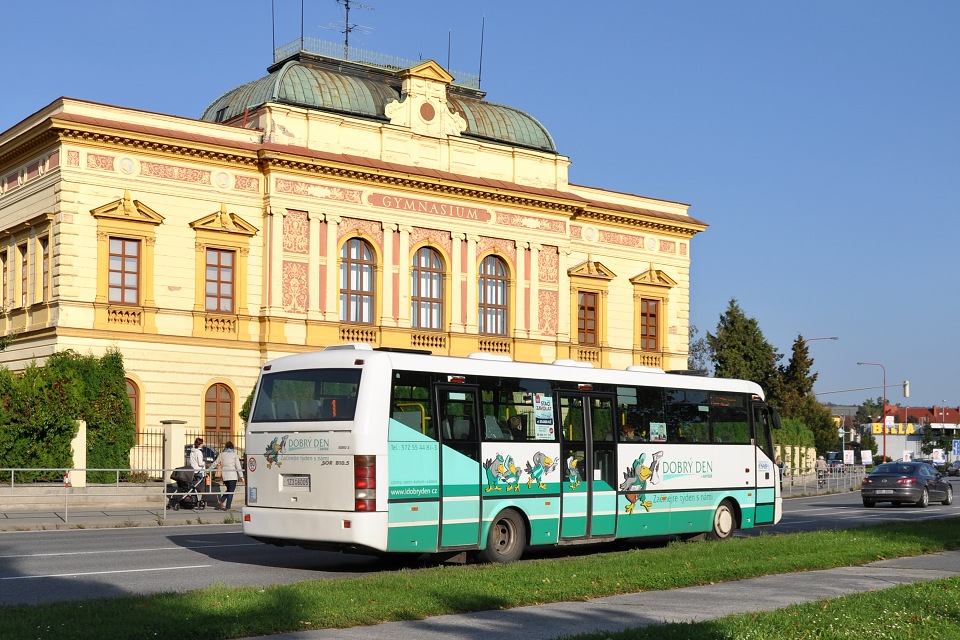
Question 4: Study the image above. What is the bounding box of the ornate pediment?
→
[401,60,454,84]
[189,204,258,236]
[568,257,616,281]
[90,190,164,225]
[630,263,677,287]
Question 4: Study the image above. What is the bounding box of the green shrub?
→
[0,349,133,482]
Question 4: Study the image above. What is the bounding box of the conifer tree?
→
[706,298,782,399]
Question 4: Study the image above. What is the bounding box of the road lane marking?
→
[0,541,260,560]
[1,564,212,580]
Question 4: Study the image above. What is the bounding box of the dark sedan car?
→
[947,461,960,477]
[861,461,953,508]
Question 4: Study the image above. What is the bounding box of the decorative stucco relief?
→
[659,240,676,253]
[140,161,211,185]
[478,237,516,264]
[539,246,559,283]
[600,229,644,249]
[538,290,558,336]
[409,227,452,255]
[570,225,582,239]
[275,178,363,203]
[282,260,308,314]
[282,210,309,254]
[495,211,566,234]
[67,151,80,166]
[338,217,384,248]
[87,153,115,171]
[234,175,259,192]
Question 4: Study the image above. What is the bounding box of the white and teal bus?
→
[242,344,782,562]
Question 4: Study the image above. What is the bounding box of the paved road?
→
[2,487,958,607]
[0,525,383,605]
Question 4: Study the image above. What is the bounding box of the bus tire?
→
[705,500,736,541]
[477,509,526,563]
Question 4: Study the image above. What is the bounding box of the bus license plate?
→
[282,475,311,491]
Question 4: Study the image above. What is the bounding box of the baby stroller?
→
[167,466,207,511]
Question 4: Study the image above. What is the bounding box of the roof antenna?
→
[323,0,373,58]
[478,15,485,89]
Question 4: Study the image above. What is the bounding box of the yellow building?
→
[0,41,706,449]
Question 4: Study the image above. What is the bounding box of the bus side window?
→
[453,418,473,439]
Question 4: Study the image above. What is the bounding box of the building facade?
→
[0,41,707,453]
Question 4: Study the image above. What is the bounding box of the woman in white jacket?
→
[214,441,245,511]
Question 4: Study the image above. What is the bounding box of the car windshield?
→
[873,463,916,474]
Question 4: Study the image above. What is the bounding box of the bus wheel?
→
[477,509,526,563]
[705,500,736,541]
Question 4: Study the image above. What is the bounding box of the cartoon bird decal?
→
[525,451,557,490]
[264,435,288,469]
[502,455,522,492]
[483,454,506,492]
[619,450,663,514]
[566,454,582,490]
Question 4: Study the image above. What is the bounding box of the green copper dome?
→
[201,56,556,154]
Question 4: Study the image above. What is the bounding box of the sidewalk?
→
[237,551,960,640]
[0,484,241,530]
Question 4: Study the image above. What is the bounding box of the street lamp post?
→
[857,362,886,462]
[803,336,839,344]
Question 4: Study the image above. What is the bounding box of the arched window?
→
[126,378,141,442]
[204,383,234,449]
[339,238,375,324]
[478,255,508,335]
[411,247,444,329]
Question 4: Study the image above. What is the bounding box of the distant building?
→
[0,40,706,449]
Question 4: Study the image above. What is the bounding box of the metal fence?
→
[130,430,165,474]
[779,465,867,496]
[0,467,236,523]
[184,430,246,468]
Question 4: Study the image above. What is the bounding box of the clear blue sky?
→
[3,1,958,409]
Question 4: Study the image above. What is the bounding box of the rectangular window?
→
[18,243,28,307]
[109,238,140,305]
[39,238,49,303]
[205,248,234,313]
[1,250,7,306]
[577,291,597,345]
[640,298,658,351]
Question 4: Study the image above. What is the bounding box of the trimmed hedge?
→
[0,349,134,483]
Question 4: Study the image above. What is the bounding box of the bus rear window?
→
[251,368,362,422]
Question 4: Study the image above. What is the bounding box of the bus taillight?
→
[354,455,376,511]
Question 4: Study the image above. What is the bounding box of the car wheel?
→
[916,488,929,508]
[705,500,737,541]
[476,509,526,563]
[862,499,875,508]
[943,484,954,506]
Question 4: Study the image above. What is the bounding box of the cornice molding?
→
[258,153,584,217]
[573,209,704,237]
[55,126,260,168]
[0,129,60,173]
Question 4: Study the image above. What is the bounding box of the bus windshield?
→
[251,368,362,422]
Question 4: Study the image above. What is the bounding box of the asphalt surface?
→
[3,497,960,640]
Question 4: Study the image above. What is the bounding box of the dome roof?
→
[201,58,556,153]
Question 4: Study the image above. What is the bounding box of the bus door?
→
[435,384,482,548]
[557,393,617,540]
[752,402,780,525]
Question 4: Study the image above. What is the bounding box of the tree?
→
[686,324,711,373]
[855,397,884,426]
[777,335,818,419]
[706,299,782,399]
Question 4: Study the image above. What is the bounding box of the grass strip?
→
[566,576,960,640]
[5,517,960,640]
